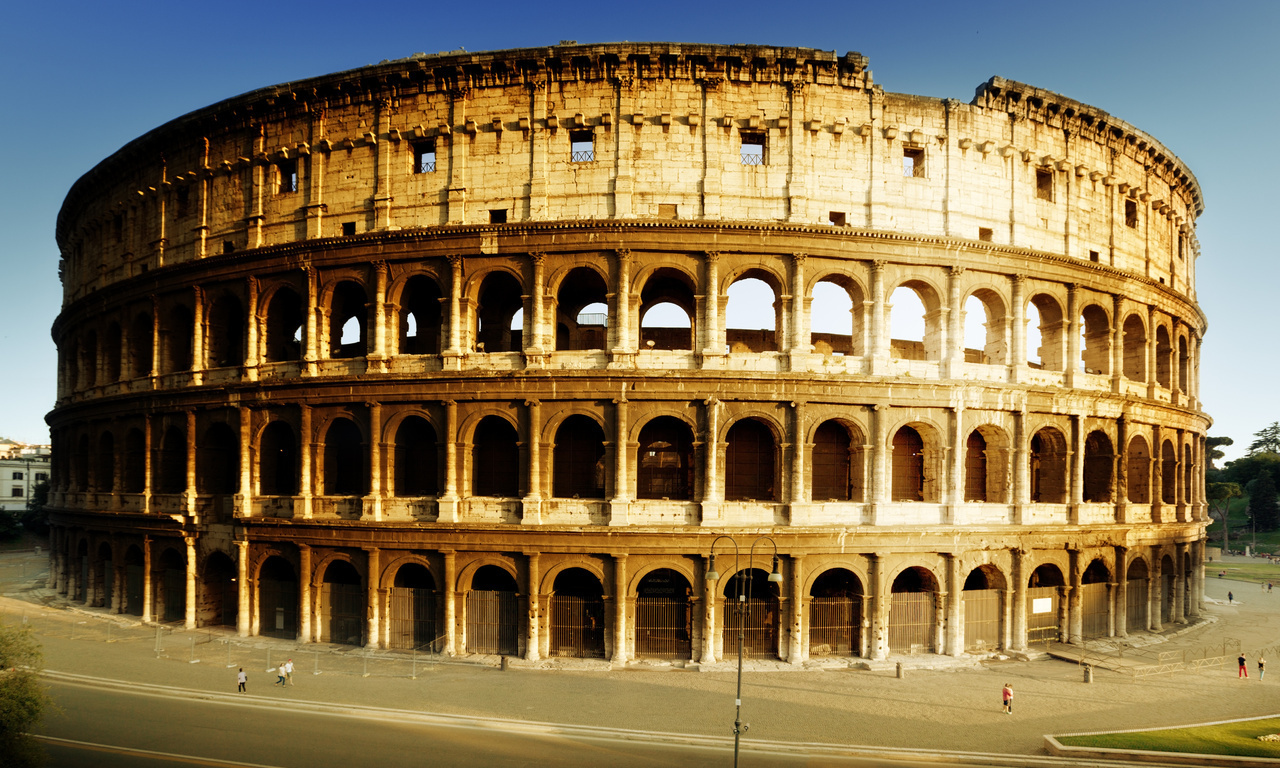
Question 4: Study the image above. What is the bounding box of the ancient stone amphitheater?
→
[47,43,1209,663]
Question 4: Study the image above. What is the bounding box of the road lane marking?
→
[33,734,285,767]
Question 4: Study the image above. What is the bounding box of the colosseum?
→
[47,42,1209,663]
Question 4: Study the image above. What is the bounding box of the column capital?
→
[948,265,965,278]
[447,253,464,269]
[614,248,631,261]
[704,250,721,263]
[525,398,541,408]
[529,251,547,266]
[791,252,807,266]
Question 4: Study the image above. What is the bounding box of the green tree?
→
[1206,435,1234,470]
[1249,422,1280,456]
[19,481,48,537]
[1207,482,1243,552]
[1248,470,1280,533]
[1222,452,1280,490]
[0,620,50,767]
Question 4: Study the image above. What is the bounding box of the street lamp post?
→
[706,535,783,768]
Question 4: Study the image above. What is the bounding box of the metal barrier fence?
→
[634,598,691,659]
[809,597,859,656]
[962,589,1000,652]
[888,592,936,654]
[723,598,779,659]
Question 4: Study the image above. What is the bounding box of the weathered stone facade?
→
[47,43,1208,662]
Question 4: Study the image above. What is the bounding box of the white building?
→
[0,441,51,513]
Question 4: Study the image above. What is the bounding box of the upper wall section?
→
[55,43,1204,306]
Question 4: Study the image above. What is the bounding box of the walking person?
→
[284,658,294,686]
[1228,591,1234,604]
[1001,683,1013,714]
[274,665,287,687]
[1239,653,1249,678]
[237,668,247,693]
[1260,657,1267,680]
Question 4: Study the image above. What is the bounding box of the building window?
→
[569,129,594,162]
[277,159,298,194]
[902,147,925,177]
[413,140,436,173]
[1089,250,1100,262]
[489,209,507,224]
[341,222,356,237]
[658,204,678,219]
[10,488,21,498]
[828,211,846,226]
[740,131,765,165]
[1036,169,1053,201]
[11,472,22,480]
[222,241,235,255]
[35,473,47,483]
[1125,199,1138,228]
[978,227,993,242]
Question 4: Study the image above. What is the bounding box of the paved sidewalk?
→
[5,549,1280,758]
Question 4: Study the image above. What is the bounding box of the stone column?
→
[365,547,381,648]
[788,253,807,368]
[1065,284,1079,387]
[143,414,153,515]
[150,295,161,380]
[1145,304,1158,399]
[869,260,887,372]
[366,401,382,521]
[869,405,888,524]
[948,406,964,521]
[1111,294,1124,392]
[945,266,963,376]
[525,552,541,661]
[522,399,542,524]
[700,398,722,525]
[299,404,313,519]
[1151,424,1163,522]
[443,550,457,655]
[184,535,197,630]
[612,554,628,665]
[1149,553,1163,632]
[244,277,260,380]
[1175,428,1187,522]
[701,554,717,664]
[1115,415,1128,523]
[528,252,547,356]
[610,398,630,526]
[184,410,197,516]
[142,535,153,623]
[443,255,464,369]
[112,559,126,614]
[1174,542,1187,624]
[789,554,805,663]
[191,286,205,384]
[1068,414,1083,524]
[701,252,722,359]
[370,261,388,371]
[1189,539,1203,618]
[438,400,460,522]
[1114,545,1129,637]
[945,553,962,656]
[789,401,807,524]
[1010,275,1026,375]
[1013,409,1028,524]
[239,406,253,518]
[298,544,312,643]
[236,539,250,637]
[303,266,319,376]
[868,553,887,660]
[610,249,632,359]
[1067,549,1082,644]
[1011,549,1027,652]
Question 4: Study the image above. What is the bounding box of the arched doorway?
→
[891,427,926,501]
[722,569,781,659]
[1161,554,1176,624]
[550,568,606,658]
[321,560,364,645]
[1126,559,1149,631]
[96,542,113,609]
[1027,564,1065,644]
[889,567,938,654]
[725,419,776,501]
[258,556,297,639]
[388,563,437,650]
[636,417,694,500]
[157,547,185,622]
[124,545,144,616]
[809,568,862,657]
[963,566,1005,652]
[466,565,519,655]
[200,552,237,627]
[1081,559,1111,639]
[634,569,693,660]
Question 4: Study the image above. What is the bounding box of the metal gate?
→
[889,592,936,653]
[635,597,692,659]
[258,577,297,639]
[388,588,437,650]
[466,590,519,655]
[162,568,185,622]
[322,582,364,645]
[1126,578,1148,630]
[723,598,780,659]
[125,564,143,616]
[1026,586,1060,644]
[102,558,112,608]
[550,595,606,658]
[1080,583,1110,639]
[809,597,860,656]
[963,589,1001,652]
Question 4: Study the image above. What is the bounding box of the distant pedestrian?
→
[1269,582,1273,593]
[1001,683,1013,714]
[1239,653,1249,678]
[284,658,294,686]
[1228,591,1234,604]
[237,668,247,693]
[274,665,287,687]
[1260,658,1267,680]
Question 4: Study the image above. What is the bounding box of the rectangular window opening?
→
[12,472,22,480]
[828,211,847,227]
[902,147,925,178]
[222,240,235,255]
[740,131,765,166]
[489,209,508,224]
[10,488,21,498]
[569,129,594,163]
[176,187,190,219]
[413,140,437,174]
[658,204,678,220]
[1089,250,1100,263]
[341,222,356,237]
[277,159,298,194]
[1036,168,1053,201]
[1125,199,1138,228]
[978,227,993,242]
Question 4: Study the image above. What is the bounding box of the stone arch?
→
[1122,313,1147,381]
[386,558,438,650]
[123,428,145,493]
[155,424,186,494]
[197,421,239,495]
[889,421,945,503]
[637,266,697,351]
[808,272,867,357]
[129,310,154,378]
[200,550,237,628]
[262,284,304,363]
[1126,435,1151,504]
[394,273,444,355]
[1161,439,1177,504]
[471,414,520,497]
[1029,427,1068,503]
[961,285,1010,365]
[327,280,369,359]
[725,267,785,353]
[159,302,194,374]
[322,417,366,496]
[889,565,940,654]
[155,545,187,622]
[1155,324,1172,388]
[1079,303,1111,375]
[473,270,525,353]
[319,558,365,645]
[95,430,116,493]
[888,277,945,361]
[552,414,606,499]
[636,414,695,501]
[724,416,780,501]
[104,321,122,383]
[392,414,439,497]
[962,563,1006,652]
[549,566,607,659]
[809,567,865,657]
[968,423,1010,503]
[719,565,783,659]
[1177,335,1189,392]
[811,418,866,502]
[628,560,699,594]
[553,265,609,351]
[205,292,246,369]
[463,560,520,656]
[633,566,695,660]
[258,420,298,496]
[1082,430,1114,503]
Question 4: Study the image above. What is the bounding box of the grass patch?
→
[1209,560,1280,586]
[1058,717,1280,758]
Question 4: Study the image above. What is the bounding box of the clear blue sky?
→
[1,0,1274,462]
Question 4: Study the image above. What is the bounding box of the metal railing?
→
[570,149,594,163]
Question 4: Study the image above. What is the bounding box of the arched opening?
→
[555,268,609,351]
[466,565,519,655]
[637,417,694,500]
[74,538,89,603]
[1082,431,1114,503]
[810,277,864,357]
[1027,564,1065,644]
[321,560,364,645]
[725,418,776,501]
[1122,314,1147,381]
[104,322,122,382]
[96,432,115,493]
[394,417,439,496]
[1081,559,1111,639]
[1079,304,1110,375]
[73,433,89,491]
[725,274,779,353]
[1177,337,1189,393]
[476,272,524,353]
[129,311,154,378]
[1126,558,1149,631]
[472,417,519,497]
[964,431,988,502]
[161,304,194,373]
[123,428,145,493]
[96,541,113,609]
[550,568,606,658]
[723,568,781,659]
[552,415,606,499]
[1184,444,1194,508]
[1027,294,1065,371]
[82,331,99,388]
[157,548,186,623]
[1161,440,1177,504]
[155,426,186,494]
[889,567,938,654]
[200,552,237,627]
[329,281,368,359]
[812,420,865,502]
[323,419,365,496]
[809,568,863,657]
[398,276,443,355]
[206,294,245,368]
[389,563,437,650]
[124,545,145,617]
[635,569,693,659]
[962,291,1007,365]
[264,287,304,362]
[197,422,239,495]
[1126,436,1151,504]
[1155,326,1172,388]
[1030,428,1067,503]
[259,421,298,496]
[888,284,940,361]
[1161,554,1176,623]
[638,268,696,351]
[891,426,925,502]
[258,556,297,639]
[963,566,1005,652]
